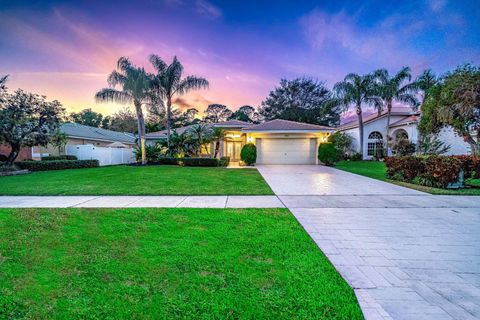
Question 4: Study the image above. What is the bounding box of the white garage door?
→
[257,138,317,164]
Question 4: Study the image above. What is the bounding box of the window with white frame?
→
[367,131,384,156]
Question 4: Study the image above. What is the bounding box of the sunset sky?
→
[0,0,479,115]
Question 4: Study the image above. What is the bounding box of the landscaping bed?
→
[336,160,480,195]
[0,208,362,319]
[0,165,273,195]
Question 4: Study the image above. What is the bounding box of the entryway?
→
[225,141,242,161]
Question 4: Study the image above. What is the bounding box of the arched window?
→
[367,131,384,157]
[394,130,408,140]
[368,131,383,140]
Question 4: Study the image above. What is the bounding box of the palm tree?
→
[0,75,8,90]
[415,69,438,104]
[211,127,226,158]
[374,67,419,153]
[95,57,152,164]
[149,54,209,145]
[334,73,381,156]
[189,123,212,156]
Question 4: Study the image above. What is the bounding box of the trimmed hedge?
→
[41,155,78,161]
[452,155,480,179]
[385,155,473,188]
[241,143,256,165]
[219,156,230,167]
[181,157,220,167]
[318,143,342,166]
[16,160,99,172]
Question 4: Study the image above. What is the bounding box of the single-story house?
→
[0,123,136,161]
[338,107,474,159]
[146,119,334,164]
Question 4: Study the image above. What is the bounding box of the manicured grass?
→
[0,208,362,319]
[0,165,273,195]
[336,160,480,195]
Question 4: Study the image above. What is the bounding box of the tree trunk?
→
[166,96,172,146]
[385,101,392,156]
[134,101,146,165]
[356,104,364,157]
[214,140,220,158]
[464,134,479,156]
[5,144,20,167]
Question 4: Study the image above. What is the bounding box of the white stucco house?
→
[338,107,473,159]
[146,119,334,164]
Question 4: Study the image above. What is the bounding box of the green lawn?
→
[0,208,362,319]
[336,160,480,195]
[0,165,273,195]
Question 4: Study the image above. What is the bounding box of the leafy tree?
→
[260,78,340,126]
[51,129,68,154]
[419,64,480,155]
[149,54,209,144]
[334,73,381,156]
[95,57,152,164]
[373,67,419,153]
[0,90,65,166]
[101,116,111,129]
[181,108,200,125]
[70,108,105,128]
[109,107,138,133]
[204,104,232,123]
[0,75,8,104]
[229,105,261,123]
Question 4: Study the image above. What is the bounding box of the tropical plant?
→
[328,132,353,159]
[189,123,212,156]
[149,54,209,144]
[373,67,419,154]
[95,57,152,164]
[240,143,257,165]
[134,144,165,162]
[204,104,232,123]
[211,127,226,158]
[334,73,381,156]
[260,78,340,126]
[318,143,342,166]
[417,135,451,155]
[0,90,65,166]
[415,69,438,104]
[390,138,416,156]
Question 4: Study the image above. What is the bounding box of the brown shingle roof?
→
[242,119,333,132]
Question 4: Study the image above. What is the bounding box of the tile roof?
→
[389,115,418,127]
[242,119,333,131]
[339,108,419,130]
[61,123,136,144]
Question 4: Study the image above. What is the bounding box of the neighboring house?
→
[32,123,136,158]
[146,119,334,164]
[338,107,473,159]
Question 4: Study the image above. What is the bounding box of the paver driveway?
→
[257,165,480,320]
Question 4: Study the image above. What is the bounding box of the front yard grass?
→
[0,165,273,195]
[0,208,362,319]
[336,160,480,195]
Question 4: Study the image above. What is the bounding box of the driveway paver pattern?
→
[258,165,480,320]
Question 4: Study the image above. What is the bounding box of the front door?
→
[226,141,242,161]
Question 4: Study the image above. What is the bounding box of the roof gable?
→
[243,119,333,131]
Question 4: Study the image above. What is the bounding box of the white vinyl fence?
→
[66,145,136,166]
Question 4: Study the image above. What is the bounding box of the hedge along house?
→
[145,119,334,164]
[338,107,474,159]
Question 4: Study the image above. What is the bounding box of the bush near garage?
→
[384,155,472,188]
[41,155,78,161]
[241,143,257,166]
[16,160,99,172]
[318,143,342,166]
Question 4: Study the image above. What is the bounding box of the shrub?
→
[385,155,464,188]
[240,143,256,165]
[134,145,164,162]
[41,155,77,161]
[0,154,7,162]
[390,139,416,156]
[452,155,480,179]
[318,143,342,166]
[219,156,230,167]
[181,157,219,167]
[328,132,353,159]
[16,160,99,171]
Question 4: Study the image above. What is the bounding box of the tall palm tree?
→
[95,57,152,164]
[415,69,438,104]
[149,54,209,144]
[374,67,419,153]
[334,73,381,156]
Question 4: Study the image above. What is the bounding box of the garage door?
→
[256,138,317,164]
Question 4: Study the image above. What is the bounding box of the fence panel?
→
[66,145,135,166]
